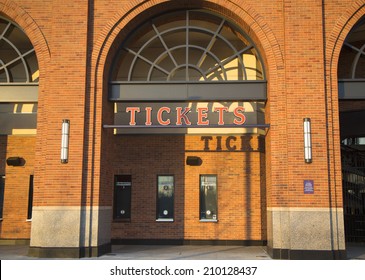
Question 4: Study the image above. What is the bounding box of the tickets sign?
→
[113,101,265,134]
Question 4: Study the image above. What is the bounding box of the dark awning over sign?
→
[110,82,267,101]
[0,85,38,102]
[338,80,365,99]
[105,101,268,134]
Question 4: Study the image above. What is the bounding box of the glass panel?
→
[189,30,212,50]
[221,24,249,50]
[189,11,221,33]
[113,50,133,81]
[188,67,204,82]
[169,67,186,81]
[0,69,7,83]
[7,25,33,52]
[250,49,264,80]
[140,40,165,63]
[169,46,186,66]
[210,37,234,62]
[131,59,151,81]
[162,30,186,49]
[8,59,26,82]
[338,46,357,79]
[155,54,175,74]
[0,18,8,33]
[153,11,186,33]
[355,53,365,79]
[157,175,174,221]
[200,54,220,73]
[150,67,168,81]
[188,47,204,67]
[200,175,217,221]
[114,175,132,220]
[0,39,18,64]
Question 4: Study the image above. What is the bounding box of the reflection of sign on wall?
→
[304,180,314,194]
[202,136,253,152]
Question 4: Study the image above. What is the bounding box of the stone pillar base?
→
[266,207,346,260]
[29,206,112,258]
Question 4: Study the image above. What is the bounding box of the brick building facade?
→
[1,0,365,259]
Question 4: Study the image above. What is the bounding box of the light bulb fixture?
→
[61,119,70,164]
[303,118,312,163]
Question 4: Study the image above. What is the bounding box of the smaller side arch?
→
[0,0,51,72]
[327,3,365,80]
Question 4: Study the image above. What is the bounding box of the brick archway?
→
[327,2,365,244]
[0,0,50,242]
[85,0,285,251]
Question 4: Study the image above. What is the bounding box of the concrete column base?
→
[267,207,346,259]
[28,206,112,258]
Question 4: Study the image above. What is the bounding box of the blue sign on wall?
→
[304,180,314,194]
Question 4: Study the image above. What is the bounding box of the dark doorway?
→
[340,101,365,242]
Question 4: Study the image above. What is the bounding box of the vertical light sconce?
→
[61,119,70,164]
[303,118,312,163]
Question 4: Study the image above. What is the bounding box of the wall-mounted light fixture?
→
[303,118,312,163]
[6,157,24,166]
[61,119,70,164]
[186,156,202,166]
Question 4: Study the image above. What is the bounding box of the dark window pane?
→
[114,175,132,220]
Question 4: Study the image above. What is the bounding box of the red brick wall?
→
[0,136,35,239]
[1,0,364,243]
[111,135,265,241]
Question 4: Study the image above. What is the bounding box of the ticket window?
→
[200,175,218,222]
[156,175,174,222]
[114,175,132,221]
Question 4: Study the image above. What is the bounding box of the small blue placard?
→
[304,180,314,194]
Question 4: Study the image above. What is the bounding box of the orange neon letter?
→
[145,107,152,125]
[233,106,246,125]
[214,107,228,125]
[197,107,209,125]
[157,107,171,125]
[126,107,140,125]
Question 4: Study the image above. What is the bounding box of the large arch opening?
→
[0,15,39,241]
[104,9,268,245]
[338,16,365,243]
